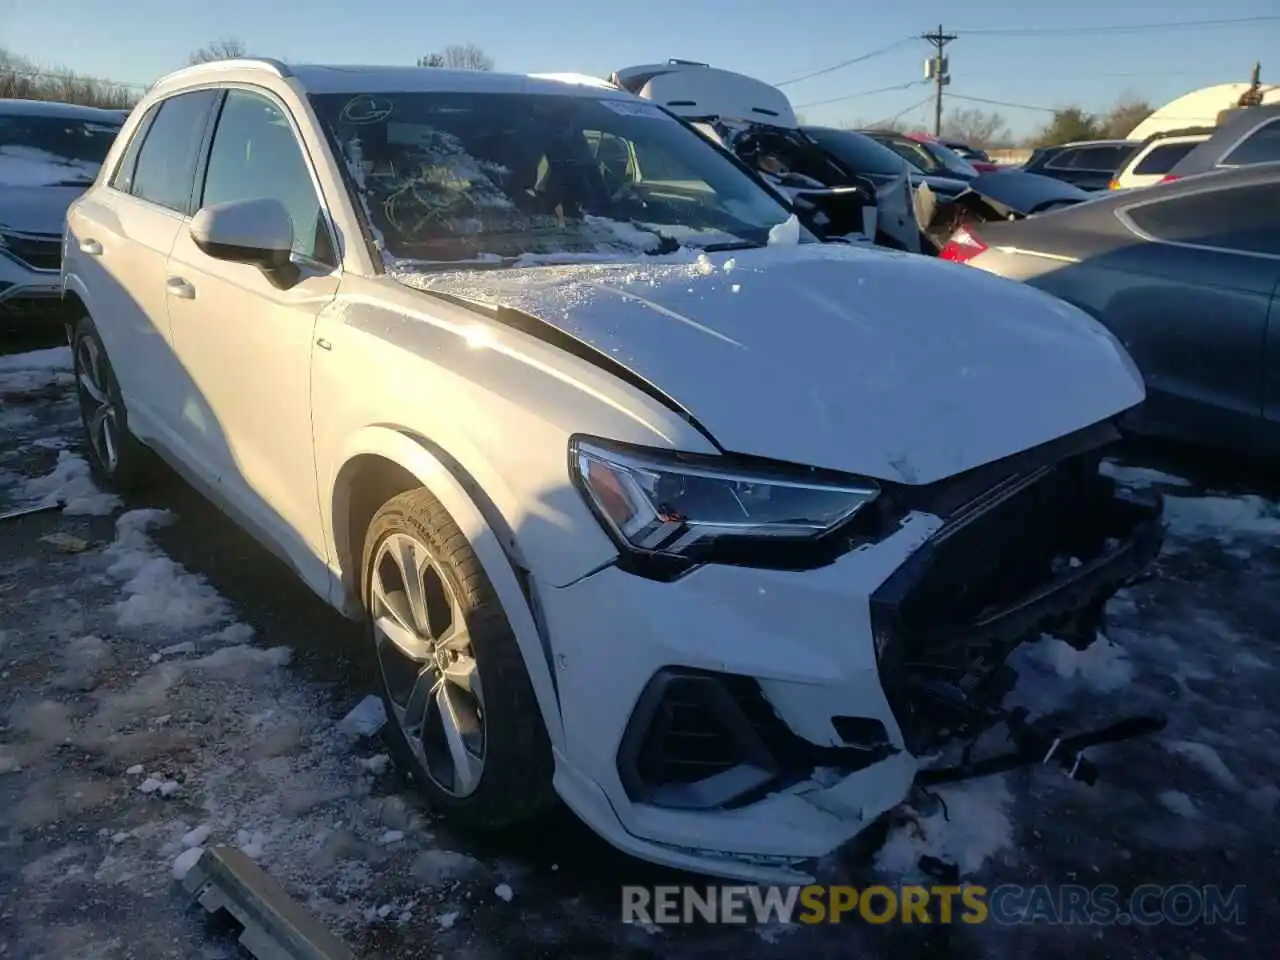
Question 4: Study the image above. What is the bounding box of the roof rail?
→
[668,58,709,67]
[150,57,293,90]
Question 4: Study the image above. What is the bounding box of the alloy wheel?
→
[75,335,120,475]
[370,532,486,797]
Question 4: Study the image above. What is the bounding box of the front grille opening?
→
[619,670,900,810]
[871,438,1162,756]
[2,234,61,272]
[832,716,891,749]
[636,681,742,786]
[896,451,1105,635]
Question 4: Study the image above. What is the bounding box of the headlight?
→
[569,436,880,577]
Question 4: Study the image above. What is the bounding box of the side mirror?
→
[190,197,300,289]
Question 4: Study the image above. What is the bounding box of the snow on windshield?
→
[0,115,119,188]
[310,90,800,267]
[0,144,102,188]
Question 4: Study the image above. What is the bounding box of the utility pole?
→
[922,24,956,136]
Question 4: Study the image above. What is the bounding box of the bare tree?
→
[417,43,494,71]
[188,37,248,66]
[1101,97,1152,139]
[941,107,1010,148]
[0,46,139,108]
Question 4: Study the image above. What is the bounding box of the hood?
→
[0,184,87,236]
[910,173,969,196]
[963,170,1090,216]
[406,244,1144,485]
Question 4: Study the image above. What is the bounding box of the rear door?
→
[1113,180,1280,448]
[67,89,219,433]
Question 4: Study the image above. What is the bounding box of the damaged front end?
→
[870,418,1165,783]
[917,171,1093,252]
[608,420,1164,877]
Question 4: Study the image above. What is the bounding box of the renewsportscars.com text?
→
[622,884,1247,926]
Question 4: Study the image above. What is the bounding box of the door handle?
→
[165,276,196,300]
[79,239,103,256]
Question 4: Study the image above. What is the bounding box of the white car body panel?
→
[60,60,1154,884]
[164,228,339,581]
[612,62,799,129]
[415,243,1145,485]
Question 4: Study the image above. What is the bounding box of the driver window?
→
[200,90,334,265]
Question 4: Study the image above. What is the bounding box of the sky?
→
[4,0,1278,139]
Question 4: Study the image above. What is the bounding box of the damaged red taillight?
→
[938,226,988,264]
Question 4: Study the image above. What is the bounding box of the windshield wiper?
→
[49,179,94,187]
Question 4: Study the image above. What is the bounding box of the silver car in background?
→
[941,162,1280,457]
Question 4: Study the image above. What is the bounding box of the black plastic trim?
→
[873,466,1165,755]
[617,668,898,810]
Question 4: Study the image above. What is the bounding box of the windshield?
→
[870,135,946,176]
[802,127,907,178]
[918,141,978,178]
[308,91,806,265]
[0,113,121,187]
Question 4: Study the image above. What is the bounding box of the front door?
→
[165,87,340,584]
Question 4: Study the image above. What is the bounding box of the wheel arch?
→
[329,425,565,748]
[62,272,96,321]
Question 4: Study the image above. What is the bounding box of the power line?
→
[954,15,1279,37]
[772,37,918,87]
[946,93,1058,113]
[795,80,929,110]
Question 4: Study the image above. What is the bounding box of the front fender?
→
[328,425,566,748]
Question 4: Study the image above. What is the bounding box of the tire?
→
[71,315,155,491]
[361,487,555,828]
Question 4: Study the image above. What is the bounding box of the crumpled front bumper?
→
[541,424,1163,883]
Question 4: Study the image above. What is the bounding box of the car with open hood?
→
[0,98,123,332]
[62,59,1164,883]
[610,60,921,253]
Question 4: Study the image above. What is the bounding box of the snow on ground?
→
[21,450,122,516]
[0,344,74,395]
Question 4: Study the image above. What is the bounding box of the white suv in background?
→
[62,59,1162,882]
[1109,128,1212,191]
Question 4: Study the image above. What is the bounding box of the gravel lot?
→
[1,336,1277,959]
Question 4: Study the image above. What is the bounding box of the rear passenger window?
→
[1221,119,1280,166]
[129,90,219,213]
[199,90,333,264]
[1126,183,1280,256]
[108,104,159,193]
[1132,141,1199,176]
[1063,146,1131,172]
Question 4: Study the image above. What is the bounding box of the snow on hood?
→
[0,146,101,235]
[0,145,100,188]
[398,243,1145,485]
